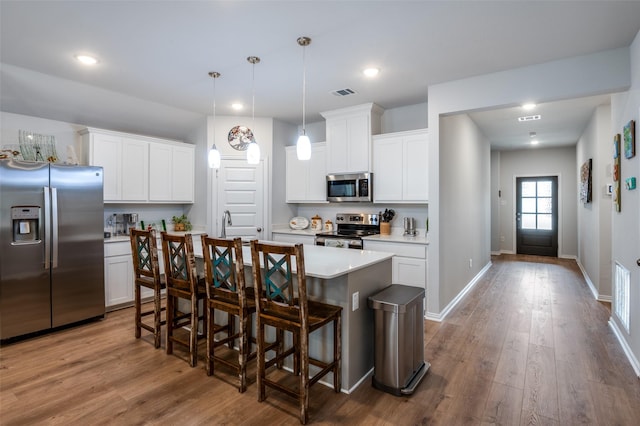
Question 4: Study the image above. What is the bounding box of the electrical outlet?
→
[500,236,505,242]
[469,258,473,268]
[352,291,359,311]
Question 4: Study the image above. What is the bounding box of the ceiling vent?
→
[331,88,357,97]
[518,114,541,122]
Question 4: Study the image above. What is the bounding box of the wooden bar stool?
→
[250,241,342,425]
[201,235,257,392]
[161,232,207,367]
[129,228,166,349]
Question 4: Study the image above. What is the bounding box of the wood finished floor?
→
[1,254,639,425]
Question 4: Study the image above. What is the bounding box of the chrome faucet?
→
[220,210,232,238]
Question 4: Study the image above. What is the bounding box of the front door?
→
[516,176,558,257]
[215,157,266,241]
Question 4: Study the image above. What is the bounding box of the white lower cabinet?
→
[104,240,166,309]
[363,240,427,289]
[104,242,134,309]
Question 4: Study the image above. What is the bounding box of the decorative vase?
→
[380,222,391,235]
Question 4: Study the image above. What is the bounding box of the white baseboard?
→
[609,318,640,378]
[575,258,612,303]
[429,261,492,322]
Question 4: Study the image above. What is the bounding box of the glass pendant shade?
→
[296,36,312,161]
[246,141,260,164]
[208,71,221,169]
[208,144,221,169]
[296,134,311,160]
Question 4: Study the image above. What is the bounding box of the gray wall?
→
[497,146,578,258]
[439,113,491,309]
[576,104,613,300]
[610,30,640,375]
[490,151,501,253]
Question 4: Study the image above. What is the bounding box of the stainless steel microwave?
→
[326,172,372,202]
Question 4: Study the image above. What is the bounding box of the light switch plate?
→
[352,291,359,311]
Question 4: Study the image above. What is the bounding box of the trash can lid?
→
[368,284,425,313]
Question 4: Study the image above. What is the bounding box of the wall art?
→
[623,119,635,159]
[613,133,621,212]
[580,158,592,203]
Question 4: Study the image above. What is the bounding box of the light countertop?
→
[104,230,205,244]
[196,242,393,280]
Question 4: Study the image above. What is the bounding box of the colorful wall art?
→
[613,133,621,212]
[623,119,635,159]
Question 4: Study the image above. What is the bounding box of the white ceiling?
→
[1,1,639,145]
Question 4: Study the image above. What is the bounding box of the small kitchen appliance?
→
[314,213,379,249]
[403,217,417,236]
[326,172,372,202]
[113,213,138,236]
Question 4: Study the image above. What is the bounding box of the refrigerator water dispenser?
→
[11,206,41,244]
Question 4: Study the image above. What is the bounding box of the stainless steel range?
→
[314,213,380,249]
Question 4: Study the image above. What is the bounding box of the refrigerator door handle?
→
[44,186,51,270]
[51,187,59,268]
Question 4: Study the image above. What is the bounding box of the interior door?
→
[516,176,558,257]
[215,158,266,241]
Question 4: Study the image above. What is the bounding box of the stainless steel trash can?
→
[368,284,430,396]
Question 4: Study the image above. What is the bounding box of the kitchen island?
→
[195,242,393,393]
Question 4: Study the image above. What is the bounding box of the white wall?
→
[576,104,613,300]
[439,113,491,308]
[1,111,83,163]
[610,30,640,375]
[427,47,632,316]
[497,147,578,257]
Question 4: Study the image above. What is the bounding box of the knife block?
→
[380,222,391,235]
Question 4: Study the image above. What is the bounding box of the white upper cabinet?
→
[149,141,194,203]
[373,129,429,203]
[321,103,383,174]
[80,127,194,204]
[285,142,327,203]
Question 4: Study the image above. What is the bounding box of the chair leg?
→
[334,315,342,393]
[153,287,162,349]
[300,330,309,425]
[189,295,198,368]
[238,311,249,393]
[207,305,215,376]
[256,316,266,402]
[166,295,174,355]
[134,284,141,339]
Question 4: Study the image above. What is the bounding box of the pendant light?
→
[246,56,261,165]
[207,71,221,169]
[296,36,312,161]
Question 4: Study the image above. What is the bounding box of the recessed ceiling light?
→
[531,140,539,145]
[518,115,541,122]
[75,55,98,65]
[522,103,536,110]
[231,103,243,111]
[363,68,380,77]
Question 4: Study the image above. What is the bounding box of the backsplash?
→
[296,204,429,235]
[104,204,186,234]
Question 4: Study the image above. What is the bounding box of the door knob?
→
[257,227,262,233]
[637,258,640,267]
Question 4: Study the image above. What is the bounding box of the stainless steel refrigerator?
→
[0,159,105,340]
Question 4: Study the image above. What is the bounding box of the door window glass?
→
[520,180,554,230]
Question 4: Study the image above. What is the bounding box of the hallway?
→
[1,255,639,424]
